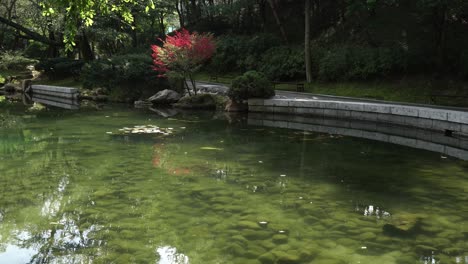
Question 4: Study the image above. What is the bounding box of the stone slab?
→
[32,85,78,94]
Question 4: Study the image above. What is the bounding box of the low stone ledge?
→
[248,98,468,133]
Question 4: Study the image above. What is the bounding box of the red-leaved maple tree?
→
[151,29,215,96]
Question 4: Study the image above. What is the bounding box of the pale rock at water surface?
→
[134,100,152,108]
[149,89,181,105]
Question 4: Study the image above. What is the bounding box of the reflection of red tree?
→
[153,143,191,175]
[152,143,165,168]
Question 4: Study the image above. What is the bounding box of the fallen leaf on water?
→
[200,147,223,151]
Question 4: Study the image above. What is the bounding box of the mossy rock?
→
[272,249,302,264]
[243,229,272,240]
[237,220,262,230]
[359,231,377,240]
[272,234,289,244]
[258,252,276,264]
[174,94,217,110]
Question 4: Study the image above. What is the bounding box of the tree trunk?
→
[159,12,166,35]
[267,0,288,44]
[79,31,94,61]
[176,0,185,27]
[305,0,312,83]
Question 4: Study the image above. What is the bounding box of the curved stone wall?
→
[248,113,468,160]
[248,98,468,135]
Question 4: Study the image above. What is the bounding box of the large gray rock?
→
[149,89,181,105]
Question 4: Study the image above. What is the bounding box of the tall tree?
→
[305,0,312,82]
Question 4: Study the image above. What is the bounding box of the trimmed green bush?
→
[228,71,274,102]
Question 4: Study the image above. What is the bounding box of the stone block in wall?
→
[350,121,378,131]
[415,118,433,130]
[377,113,405,125]
[249,106,266,112]
[432,120,461,132]
[416,140,445,154]
[274,106,293,114]
[418,109,447,121]
[459,139,468,150]
[351,111,379,122]
[289,100,320,108]
[447,111,468,124]
[445,146,468,160]
[363,104,391,114]
[319,101,339,109]
[248,99,264,106]
[295,108,324,116]
[390,106,419,117]
[321,118,348,128]
[264,99,289,107]
[337,102,365,112]
[462,124,468,134]
[389,135,418,148]
[323,109,351,118]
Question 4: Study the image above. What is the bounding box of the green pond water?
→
[1,103,468,264]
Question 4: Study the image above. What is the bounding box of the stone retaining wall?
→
[248,113,468,160]
[248,98,468,135]
[31,85,79,99]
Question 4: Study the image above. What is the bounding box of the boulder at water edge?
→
[149,89,181,105]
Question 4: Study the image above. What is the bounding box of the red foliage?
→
[151,29,216,78]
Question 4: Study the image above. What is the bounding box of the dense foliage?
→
[36,58,84,80]
[228,71,275,102]
[0,51,37,71]
[81,53,158,90]
[1,0,468,88]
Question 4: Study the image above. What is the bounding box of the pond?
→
[0,103,468,264]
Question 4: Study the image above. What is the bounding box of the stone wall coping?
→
[32,85,79,94]
[248,98,468,124]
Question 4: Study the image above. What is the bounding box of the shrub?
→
[208,34,281,73]
[317,45,406,81]
[24,41,48,59]
[36,57,85,80]
[174,93,217,110]
[228,71,274,102]
[259,46,305,81]
[81,53,161,93]
[0,51,38,71]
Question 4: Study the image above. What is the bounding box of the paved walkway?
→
[193,81,468,112]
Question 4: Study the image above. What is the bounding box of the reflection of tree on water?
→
[0,125,102,263]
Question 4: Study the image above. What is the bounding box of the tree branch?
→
[0,15,63,46]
